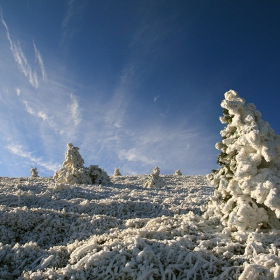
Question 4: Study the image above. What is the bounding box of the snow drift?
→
[0,175,219,279]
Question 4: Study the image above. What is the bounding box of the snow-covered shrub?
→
[174,169,182,176]
[144,167,165,188]
[30,167,38,178]
[203,90,280,231]
[88,165,110,185]
[113,168,122,176]
[53,143,110,185]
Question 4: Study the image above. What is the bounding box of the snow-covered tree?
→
[53,143,110,185]
[88,165,110,185]
[113,168,122,176]
[144,167,165,188]
[174,169,182,176]
[30,167,38,178]
[203,90,280,231]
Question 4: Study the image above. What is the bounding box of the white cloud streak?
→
[1,11,47,89]
[5,144,60,172]
[113,121,214,175]
[0,92,7,104]
[69,93,81,126]
[13,42,39,88]
[23,100,56,129]
[60,0,87,49]
[61,0,75,30]
[33,41,47,82]
[153,95,159,102]
[118,148,157,166]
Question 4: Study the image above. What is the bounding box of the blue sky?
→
[0,1,280,177]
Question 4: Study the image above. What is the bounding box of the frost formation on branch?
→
[113,168,122,176]
[30,167,39,178]
[53,143,110,185]
[203,90,280,231]
[174,169,182,176]
[144,166,165,188]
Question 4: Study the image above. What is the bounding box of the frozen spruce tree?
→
[87,164,110,185]
[53,143,92,185]
[144,166,165,188]
[30,167,39,178]
[203,90,280,231]
[113,168,122,176]
[53,143,110,185]
[174,169,182,176]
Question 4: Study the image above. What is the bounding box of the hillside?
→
[0,175,279,279]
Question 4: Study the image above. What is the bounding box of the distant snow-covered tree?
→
[144,167,165,188]
[174,169,182,176]
[113,168,122,176]
[30,167,39,178]
[88,165,110,185]
[53,143,91,185]
[53,143,110,185]
[203,90,280,231]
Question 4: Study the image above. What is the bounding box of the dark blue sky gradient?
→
[0,1,280,176]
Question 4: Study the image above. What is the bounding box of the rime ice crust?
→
[203,90,280,231]
[143,167,165,188]
[53,143,110,186]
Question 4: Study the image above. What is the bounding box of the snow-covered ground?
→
[0,175,279,279]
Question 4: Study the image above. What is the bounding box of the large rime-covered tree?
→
[54,143,110,185]
[203,90,280,231]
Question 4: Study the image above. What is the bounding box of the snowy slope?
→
[0,175,279,279]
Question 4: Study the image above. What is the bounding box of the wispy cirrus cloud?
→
[60,0,87,50]
[0,7,85,175]
[69,93,81,126]
[13,42,38,88]
[5,144,60,171]
[33,41,47,82]
[153,95,159,102]
[118,148,157,166]
[1,11,46,89]
[23,100,56,128]
[61,0,76,30]
[114,120,216,175]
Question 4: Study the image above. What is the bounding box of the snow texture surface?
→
[1,175,280,279]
